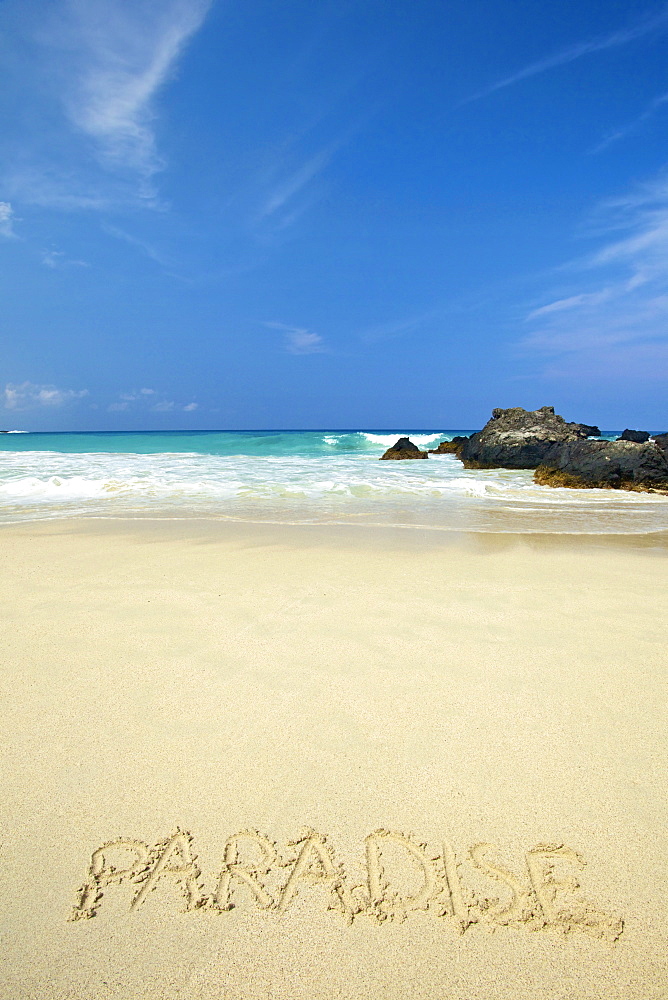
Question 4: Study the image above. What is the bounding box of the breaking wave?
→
[0,436,666,533]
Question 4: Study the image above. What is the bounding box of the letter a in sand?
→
[131,829,204,912]
[278,828,356,923]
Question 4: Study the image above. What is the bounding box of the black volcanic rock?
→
[652,433,668,453]
[569,422,601,438]
[459,406,596,470]
[618,429,650,443]
[428,436,468,455]
[535,439,668,492]
[380,437,428,460]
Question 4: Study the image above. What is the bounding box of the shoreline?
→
[3,515,668,549]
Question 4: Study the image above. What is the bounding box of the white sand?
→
[0,520,666,999]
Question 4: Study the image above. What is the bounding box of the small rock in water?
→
[380,437,428,460]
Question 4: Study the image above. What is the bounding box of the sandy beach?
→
[0,519,666,999]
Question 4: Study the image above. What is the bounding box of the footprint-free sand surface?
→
[1,520,666,999]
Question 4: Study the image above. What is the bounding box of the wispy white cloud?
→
[101,222,198,280]
[3,381,88,410]
[465,6,668,103]
[264,321,326,354]
[125,389,154,400]
[108,390,186,412]
[42,250,65,268]
[521,171,668,379]
[251,130,357,236]
[526,289,613,320]
[63,0,212,186]
[4,175,112,213]
[6,0,212,209]
[108,387,158,411]
[592,91,668,153]
[102,222,170,264]
[358,310,440,344]
[258,148,333,223]
[0,202,17,238]
[41,248,89,268]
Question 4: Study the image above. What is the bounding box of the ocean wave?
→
[0,444,666,532]
[361,432,445,448]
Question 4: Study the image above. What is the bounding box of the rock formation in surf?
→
[618,429,650,443]
[535,439,668,492]
[458,406,600,470]
[428,436,468,456]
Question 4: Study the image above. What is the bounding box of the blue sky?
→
[1,0,668,430]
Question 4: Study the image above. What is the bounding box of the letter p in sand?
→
[70,839,150,920]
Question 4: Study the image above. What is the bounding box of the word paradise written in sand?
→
[70,827,623,941]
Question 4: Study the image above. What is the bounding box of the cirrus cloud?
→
[521,170,668,380]
[264,321,326,355]
[0,202,17,238]
[4,0,213,210]
[465,6,668,104]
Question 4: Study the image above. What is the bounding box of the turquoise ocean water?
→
[1,428,667,533]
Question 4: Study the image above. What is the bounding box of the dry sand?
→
[0,519,666,999]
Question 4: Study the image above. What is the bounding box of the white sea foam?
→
[0,446,666,532]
